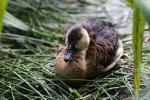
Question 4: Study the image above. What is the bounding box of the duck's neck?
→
[78,48,88,59]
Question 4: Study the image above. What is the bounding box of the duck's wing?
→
[100,40,123,72]
[83,18,119,66]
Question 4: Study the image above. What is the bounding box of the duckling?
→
[54,18,123,86]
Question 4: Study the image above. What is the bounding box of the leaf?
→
[132,4,145,95]
[0,0,8,32]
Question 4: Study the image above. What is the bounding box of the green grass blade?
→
[136,0,150,26]
[132,4,145,95]
[13,71,46,100]
[0,0,8,32]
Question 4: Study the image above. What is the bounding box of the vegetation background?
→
[0,0,150,99]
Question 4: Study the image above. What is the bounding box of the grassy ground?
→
[0,0,150,99]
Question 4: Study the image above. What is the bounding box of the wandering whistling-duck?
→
[54,18,123,86]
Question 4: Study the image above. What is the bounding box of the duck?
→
[54,18,123,86]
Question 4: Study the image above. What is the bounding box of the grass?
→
[0,0,150,99]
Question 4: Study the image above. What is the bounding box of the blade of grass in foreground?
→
[132,4,145,95]
[0,0,8,32]
[136,0,150,26]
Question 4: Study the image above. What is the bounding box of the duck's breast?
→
[54,48,87,79]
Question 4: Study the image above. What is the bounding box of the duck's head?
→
[64,26,90,62]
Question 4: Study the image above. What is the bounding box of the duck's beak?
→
[64,44,75,62]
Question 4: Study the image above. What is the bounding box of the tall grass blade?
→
[0,0,8,32]
[136,0,150,26]
[132,4,145,95]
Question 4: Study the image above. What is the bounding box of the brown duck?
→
[54,18,123,85]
